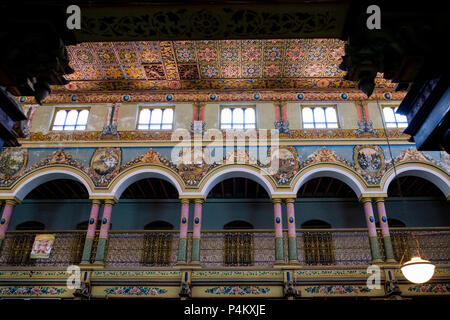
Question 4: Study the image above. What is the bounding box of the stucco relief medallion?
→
[268,146,299,184]
[0,148,27,180]
[353,145,385,184]
[89,147,121,185]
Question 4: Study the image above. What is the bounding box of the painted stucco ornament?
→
[353,145,385,184]
[0,148,27,180]
[89,148,121,185]
[269,146,299,184]
[177,148,209,186]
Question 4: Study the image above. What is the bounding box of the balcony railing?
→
[0,228,449,267]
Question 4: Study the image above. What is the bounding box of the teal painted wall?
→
[7,197,449,230]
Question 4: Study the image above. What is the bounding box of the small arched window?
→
[16,221,45,230]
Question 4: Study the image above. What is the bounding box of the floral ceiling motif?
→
[58,40,394,92]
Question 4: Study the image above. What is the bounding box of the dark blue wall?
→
[7,197,449,230]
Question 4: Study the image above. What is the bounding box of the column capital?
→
[374,197,387,203]
[1,198,21,206]
[272,198,282,204]
[89,196,118,203]
[104,199,117,205]
[285,198,296,204]
[91,199,102,205]
[358,193,387,202]
[194,199,204,204]
[180,198,190,205]
[359,197,373,203]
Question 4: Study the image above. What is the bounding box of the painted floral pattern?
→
[104,286,167,296]
[407,284,450,293]
[0,286,67,296]
[304,285,371,295]
[205,286,270,295]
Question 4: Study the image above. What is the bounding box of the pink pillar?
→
[86,200,101,238]
[99,200,114,238]
[286,200,296,237]
[273,199,284,262]
[0,200,17,240]
[177,199,190,263]
[273,199,283,237]
[179,199,190,238]
[192,200,203,238]
[362,197,382,262]
[376,199,390,236]
[363,200,377,237]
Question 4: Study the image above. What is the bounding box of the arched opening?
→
[105,178,180,267]
[386,175,450,263]
[224,220,254,229]
[296,177,365,265]
[203,177,271,266]
[301,220,331,229]
[16,221,46,230]
[296,177,362,227]
[386,176,449,227]
[5,178,90,266]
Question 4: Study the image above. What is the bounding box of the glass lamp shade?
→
[401,256,435,284]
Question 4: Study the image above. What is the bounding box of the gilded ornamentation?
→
[89,148,121,186]
[176,148,211,186]
[25,128,410,142]
[0,148,27,180]
[205,286,270,296]
[269,146,299,184]
[300,147,354,170]
[0,149,88,188]
[353,145,386,184]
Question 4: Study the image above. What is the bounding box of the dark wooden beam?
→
[336,181,344,196]
[324,178,334,196]
[244,178,248,198]
[135,180,146,198]
[147,179,157,196]
[313,177,322,196]
[301,181,308,197]
[160,180,169,199]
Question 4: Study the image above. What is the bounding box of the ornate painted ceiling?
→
[55,39,394,93]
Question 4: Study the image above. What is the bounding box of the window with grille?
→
[52,108,89,131]
[142,221,174,266]
[301,220,334,265]
[220,107,256,129]
[382,106,408,128]
[301,106,338,128]
[223,221,254,266]
[138,107,174,130]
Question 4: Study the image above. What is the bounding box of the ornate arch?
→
[6,166,94,201]
[291,164,368,198]
[199,164,277,198]
[109,164,185,199]
[381,163,450,197]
